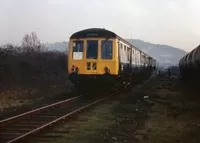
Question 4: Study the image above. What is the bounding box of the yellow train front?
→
[68,28,156,92]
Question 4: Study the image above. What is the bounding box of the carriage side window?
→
[72,41,83,60]
[86,40,98,59]
[123,45,127,60]
[132,49,134,59]
[132,49,134,55]
[141,55,145,64]
[119,43,123,60]
[101,40,113,59]
[127,48,130,61]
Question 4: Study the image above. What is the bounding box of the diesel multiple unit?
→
[68,28,156,90]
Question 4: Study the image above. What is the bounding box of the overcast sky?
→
[0,0,199,51]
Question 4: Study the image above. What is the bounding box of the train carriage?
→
[68,28,156,91]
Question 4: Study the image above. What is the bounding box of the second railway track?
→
[0,94,111,143]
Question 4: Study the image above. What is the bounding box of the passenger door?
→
[85,40,98,73]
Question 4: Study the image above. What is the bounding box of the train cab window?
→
[86,40,98,59]
[101,40,113,59]
[72,41,83,60]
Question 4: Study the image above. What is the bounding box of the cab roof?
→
[70,28,117,39]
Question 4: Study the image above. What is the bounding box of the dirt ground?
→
[29,75,200,143]
[0,49,68,118]
[0,77,74,119]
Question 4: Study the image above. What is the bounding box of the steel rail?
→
[0,96,81,124]
[6,96,108,143]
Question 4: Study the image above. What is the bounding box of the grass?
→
[134,77,200,143]
[28,76,200,143]
[30,74,158,143]
[35,102,117,143]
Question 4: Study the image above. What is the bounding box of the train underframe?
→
[69,67,154,94]
[69,73,117,94]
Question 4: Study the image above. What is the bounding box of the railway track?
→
[0,95,110,143]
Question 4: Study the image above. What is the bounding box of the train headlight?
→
[71,65,79,73]
[75,67,79,73]
[104,67,110,74]
[71,65,75,71]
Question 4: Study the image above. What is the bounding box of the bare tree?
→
[21,32,41,52]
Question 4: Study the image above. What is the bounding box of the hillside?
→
[127,39,187,66]
[44,39,187,66]
[43,42,68,52]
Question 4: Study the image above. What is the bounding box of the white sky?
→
[0,0,200,51]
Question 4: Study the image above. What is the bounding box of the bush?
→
[0,44,68,86]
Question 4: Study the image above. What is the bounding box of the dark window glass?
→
[86,40,98,59]
[73,41,83,52]
[127,48,130,61]
[101,40,113,59]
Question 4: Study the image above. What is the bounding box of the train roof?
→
[70,28,117,39]
[70,28,155,60]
